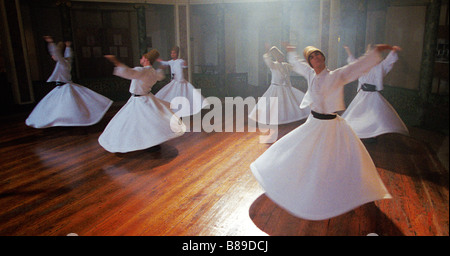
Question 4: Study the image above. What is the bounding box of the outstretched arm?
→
[381,46,401,75]
[343,45,356,63]
[157,58,170,66]
[104,55,122,67]
[63,41,73,60]
[43,36,56,61]
[105,55,146,80]
[263,45,277,69]
[43,35,53,44]
[338,44,394,85]
[282,42,313,77]
[44,36,70,67]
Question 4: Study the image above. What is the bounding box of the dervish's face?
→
[140,56,150,66]
[170,50,178,60]
[309,51,325,69]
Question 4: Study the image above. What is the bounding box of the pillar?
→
[319,0,331,56]
[135,4,147,56]
[56,0,72,42]
[418,0,441,106]
[216,4,226,94]
[1,0,33,104]
[418,0,441,127]
[175,3,191,81]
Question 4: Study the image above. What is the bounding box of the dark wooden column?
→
[2,0,33,104]
[354,0,367,57]
[56,0,74,80]
[135,4,147,55]
[418,0,441,125]
[56,0,73,42]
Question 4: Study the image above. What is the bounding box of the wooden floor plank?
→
[0,102,448,236]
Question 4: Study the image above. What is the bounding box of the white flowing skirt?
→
[342,91,409,138]
[25,83,113,128]
[98,94,186,153]
[155,80,209,117]
[250,114,392,220]
[248,84,310,125]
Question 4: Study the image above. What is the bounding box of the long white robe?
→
[248,53,310,125]
[342,51,409,138]
[98,64,186,153]
[25,43,112,128]
[250,49,392,220]
[155,59,209,117]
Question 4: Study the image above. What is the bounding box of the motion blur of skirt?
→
[25,83,112,128]
[248,84,310,125]
[342,90,409,138]
[155,80,209,117]
[98,93,186,153]
[250,114,392,220]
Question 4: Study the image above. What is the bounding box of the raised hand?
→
[104,55,120,66]
[374,44,394,53]
[43,36,53,43]
[392,46,402,52]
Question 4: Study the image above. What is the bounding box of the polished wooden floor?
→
[0,102,448,236]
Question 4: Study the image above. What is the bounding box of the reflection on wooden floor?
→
[0,102,448,236]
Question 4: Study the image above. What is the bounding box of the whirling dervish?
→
[248,45,310,126]
[342,45,409,141]
[98,50,186,153]
[26,36,112,128]
[155,46,209,117]
[250,43,394,221]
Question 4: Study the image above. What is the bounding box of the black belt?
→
[361,83,377,92]
[311,110,337,120]
[132,92,150,97]
[55,82,65,86]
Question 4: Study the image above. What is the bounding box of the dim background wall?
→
[0,0,448,133]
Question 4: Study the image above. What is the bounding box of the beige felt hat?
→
[303,46,325,67]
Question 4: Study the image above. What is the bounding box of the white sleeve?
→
[287,51,313,78]
[346,54,356,64]
[48,43,71,68]
[335,48,382,85]
[113,65,146,80]
[64,46,72,59]
[159,60,170,66]
[381,50,398,76]
[48,43,63,61]
[263,53,276,69]
[155,69,165,81]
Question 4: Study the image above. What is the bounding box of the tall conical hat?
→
[143,49,160,65]
[303,46,325,67]
[269,46,285,61]
[171,46,180,55]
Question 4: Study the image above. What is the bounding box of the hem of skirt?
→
[250,163,392,221]
[25,100,113,129]
[98,131,184,153]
